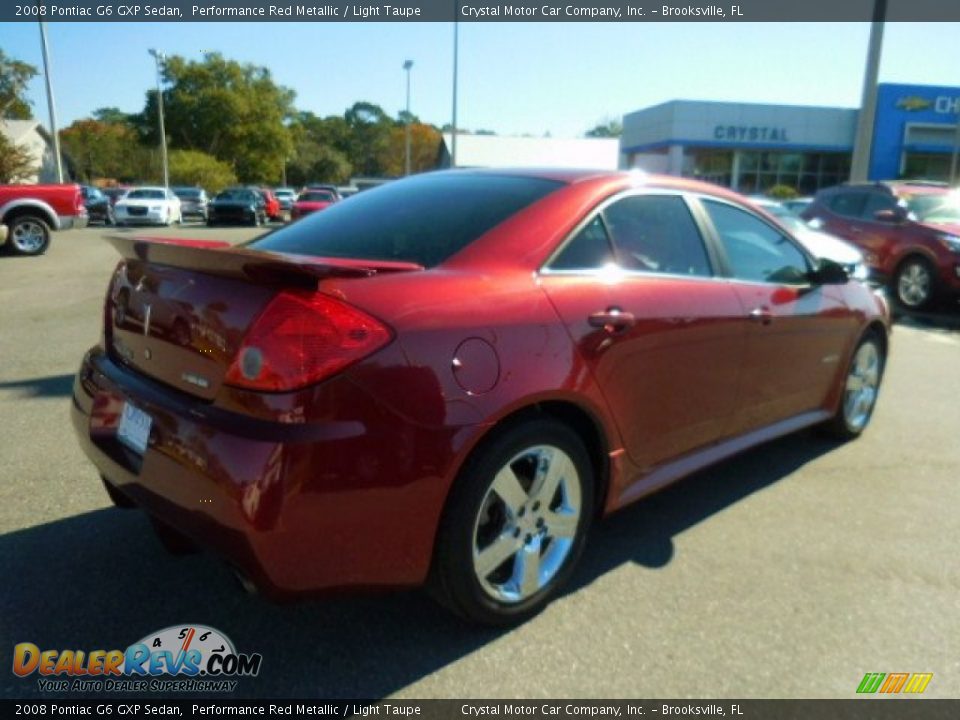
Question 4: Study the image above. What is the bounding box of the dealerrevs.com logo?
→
[12,625,262,693]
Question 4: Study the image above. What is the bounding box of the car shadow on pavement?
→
[1,430,839,700]
[892,300,960,332]
[0,374,74,399]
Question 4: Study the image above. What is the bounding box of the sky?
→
[2,20,960,137]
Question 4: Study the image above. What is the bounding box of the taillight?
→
[225,291,392,392]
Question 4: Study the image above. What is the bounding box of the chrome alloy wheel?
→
[472,445,582,604]
[11,219,46,253]
[843,341,881,432]
[897,261,932,308]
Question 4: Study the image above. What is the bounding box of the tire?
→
[6,215,51,256]
[893,256,936,311]
[431,418,595,625]
[822,332,885,440]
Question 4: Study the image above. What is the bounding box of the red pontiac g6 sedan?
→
[72,170,890,624]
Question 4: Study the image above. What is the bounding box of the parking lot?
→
[1,224,959,699]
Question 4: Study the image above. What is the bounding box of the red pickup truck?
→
[0,183,88,256]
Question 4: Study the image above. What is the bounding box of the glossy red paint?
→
[291,190,338,220]
[259,188,282,221]
[72,169,890,599]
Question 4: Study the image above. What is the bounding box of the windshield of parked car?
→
[126,189,166,200]
[215,189,255,202]
[249,173,564,267]
[300,191,335,202]
[904,192,960,224]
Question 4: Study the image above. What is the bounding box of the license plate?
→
[118,402,152,455]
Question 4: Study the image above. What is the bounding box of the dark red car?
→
[72,170,890,624]
[291,189,337,220]
[802,181,960,309]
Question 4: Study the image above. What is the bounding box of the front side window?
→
[703,200,810,285]
[861,193,897,219]
[603,195,712,277]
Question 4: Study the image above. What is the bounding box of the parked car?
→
[0,183,88,256]
[207,187,266,227]
[72,170,889,625]
[304,183,343,200]
[273,187,296,212]
[115,187,182,227]
[257,188,282,222]
[171,187,209,221]
[802,182,960,309]
[750,198,869,281]
[291,189,337,220]
[82,185,115,226]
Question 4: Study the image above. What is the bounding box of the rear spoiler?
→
[106,235,423,287]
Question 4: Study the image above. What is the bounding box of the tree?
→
[343,101,394,177]
[140,52,295,184]
[59,118,153,182]
[92,107,135,124]
[0,131,37,182]
[168,149,237,192]
[378,123,443,177]
[585,118,623,138]
[0,50,38,120]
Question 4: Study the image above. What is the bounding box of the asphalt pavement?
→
[1,224,958,699]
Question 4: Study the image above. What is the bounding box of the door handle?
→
[749,307,773,325]
[588,307,636,333]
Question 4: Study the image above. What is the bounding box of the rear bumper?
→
[59,215,89,230]
[72,347,463,597]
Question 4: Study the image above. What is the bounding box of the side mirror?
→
[809,258,849,285]
[874,208,905,223]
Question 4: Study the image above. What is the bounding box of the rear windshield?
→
[249,173,563,267]
[174,188,201,199]
[300,191,335,202]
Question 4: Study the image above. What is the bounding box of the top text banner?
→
[4,0,960,22]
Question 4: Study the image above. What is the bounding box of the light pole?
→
[38,22,63,183]
[403,60,413,176]
[451,19,459,167]
[148,48,170,188]
[849,0,886,183]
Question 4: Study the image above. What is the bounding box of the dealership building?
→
[620,83,960,194]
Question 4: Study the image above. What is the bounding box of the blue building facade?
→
[870,83,960,181]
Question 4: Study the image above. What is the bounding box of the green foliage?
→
[0,50,38,120]
[168,149,237,193]
[285,137,352,187]
[139,52,295,184]
[59,119,154,183]
[585,118,622,138]
[379,123,443,177]
[0,131,37,183]
[766,184,799,200]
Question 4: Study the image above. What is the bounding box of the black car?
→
[172,187,209,221]
[81,186,115,226]
[206,188,267,227]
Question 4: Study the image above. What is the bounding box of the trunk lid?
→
[105,235,420,399]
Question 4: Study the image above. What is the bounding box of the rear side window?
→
[250,173,563,268]
[603,195,712,277]
[550,217,616,270]
[828,191,867,218]
[862,193,896,219]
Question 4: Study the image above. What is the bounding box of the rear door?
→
[698,197,853,433]
[540,192,747,472]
